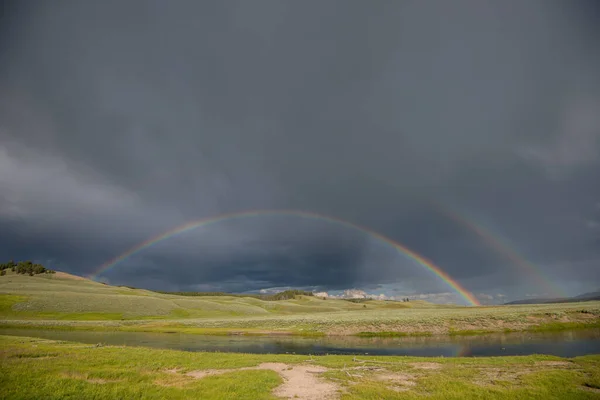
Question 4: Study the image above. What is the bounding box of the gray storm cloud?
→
[1,0,599,301]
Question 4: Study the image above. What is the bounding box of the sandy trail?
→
[181,362,339,400]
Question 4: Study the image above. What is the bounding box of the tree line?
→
[0,260,55,276]
[343,297,410,303]
[156,289,314,301]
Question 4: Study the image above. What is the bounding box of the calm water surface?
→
[2,328,599,357]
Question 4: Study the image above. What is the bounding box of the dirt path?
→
[181,363,339,400]
[255,363,338,400]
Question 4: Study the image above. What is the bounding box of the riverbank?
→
[2,303,599,337]
[1,335,599,399]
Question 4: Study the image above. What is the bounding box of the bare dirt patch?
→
[534,361,572,367]
[53,271,88,281]
[349,366,385,371]
[185,369,236,379]
[374,372,417,392]
[409,362,441,370]
[581,385,600,394]
[61,371,120,384]
[375,373,416,384]
[85,378,113,384]
[578,312,599,320]
[474,363,576,387]
[473,367,527,386]
[178,363,339,399]
[325,323,448,336]
[256,363,338,400]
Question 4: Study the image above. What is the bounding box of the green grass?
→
[1,272,599,336]
[32,312,125,321]
[0,336,284,400]
[2,335,600,399]
[528,320,600,332]
[0,295,27,313]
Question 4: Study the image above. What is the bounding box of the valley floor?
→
[1,273,599,336]
[1,335,600,399]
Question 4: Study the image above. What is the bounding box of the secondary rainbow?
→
[91,209,481,306]
[433,203,565,298]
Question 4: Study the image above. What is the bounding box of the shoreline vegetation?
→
[1,271,599,337]
[2,335,600,399]
[1,318,599,338]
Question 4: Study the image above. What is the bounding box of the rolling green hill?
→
[1,271,599,336]
[0,270,419,321]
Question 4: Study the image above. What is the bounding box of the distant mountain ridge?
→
[573,291,600,300]
[505,290,600,305]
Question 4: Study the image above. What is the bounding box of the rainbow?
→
[455,343,472,357]
[433,203,565,298]
[90,209,480,306]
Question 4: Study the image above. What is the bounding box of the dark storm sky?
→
[1,0,599,303]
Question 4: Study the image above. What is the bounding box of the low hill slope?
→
[1,271,599,335]
[505,291,600,305]
[0,270,421,320]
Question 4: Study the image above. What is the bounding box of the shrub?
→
[1,259,51,276]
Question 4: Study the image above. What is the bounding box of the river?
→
[2,328,599,357]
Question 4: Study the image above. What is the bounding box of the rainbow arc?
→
[91,209,481,306]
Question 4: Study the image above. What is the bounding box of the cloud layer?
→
[1,0,599,303]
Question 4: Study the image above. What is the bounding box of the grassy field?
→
[1,272,599,336]
[1,335,600,399]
